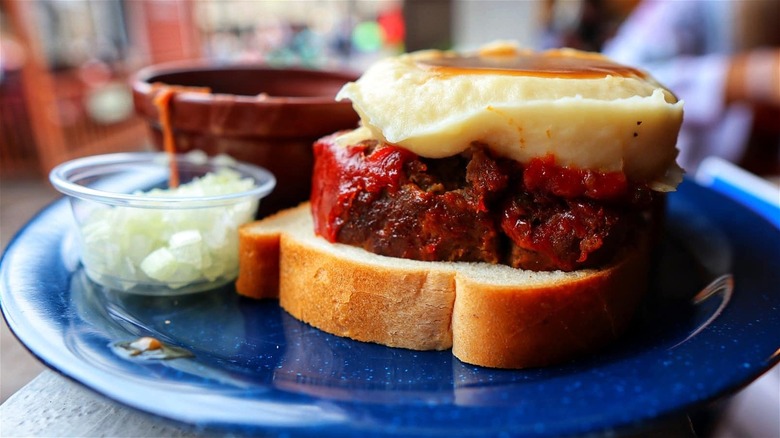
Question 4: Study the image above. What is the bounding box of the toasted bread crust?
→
[452,249,648,368]
[236,203,651,368]
[237,211,288,300]
[280,237,456,350]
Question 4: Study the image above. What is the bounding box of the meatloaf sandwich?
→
[236,42,684,369]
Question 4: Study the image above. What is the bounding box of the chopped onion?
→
[79,169,258,292]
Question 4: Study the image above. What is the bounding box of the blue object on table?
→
[696,156,780,229]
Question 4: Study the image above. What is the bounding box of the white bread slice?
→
[236,203,651,369]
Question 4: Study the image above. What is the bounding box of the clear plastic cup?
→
[50,152,276,295]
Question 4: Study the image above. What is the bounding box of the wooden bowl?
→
[132,62,359,215]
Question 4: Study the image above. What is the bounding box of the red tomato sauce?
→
[311,137,648,271]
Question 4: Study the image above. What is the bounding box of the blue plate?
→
[2,180,779,437]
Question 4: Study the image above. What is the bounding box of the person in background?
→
[539,0,638,53]
[601,0,780,175]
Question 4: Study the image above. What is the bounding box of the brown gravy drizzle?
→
[151,84,211,189]
[418,52,645,79]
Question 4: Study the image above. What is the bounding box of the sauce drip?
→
[151,84,210,188]
[153,87,180,188]
[418,52,645,79]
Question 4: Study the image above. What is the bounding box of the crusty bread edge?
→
[451,244,649,368]
[236,202,651,368]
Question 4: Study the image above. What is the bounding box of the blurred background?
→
[1,0,777,181]
[1,0,778,420]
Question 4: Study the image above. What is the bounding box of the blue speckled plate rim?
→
[1,179,779,437]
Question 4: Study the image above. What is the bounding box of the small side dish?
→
[50,151,275,295]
